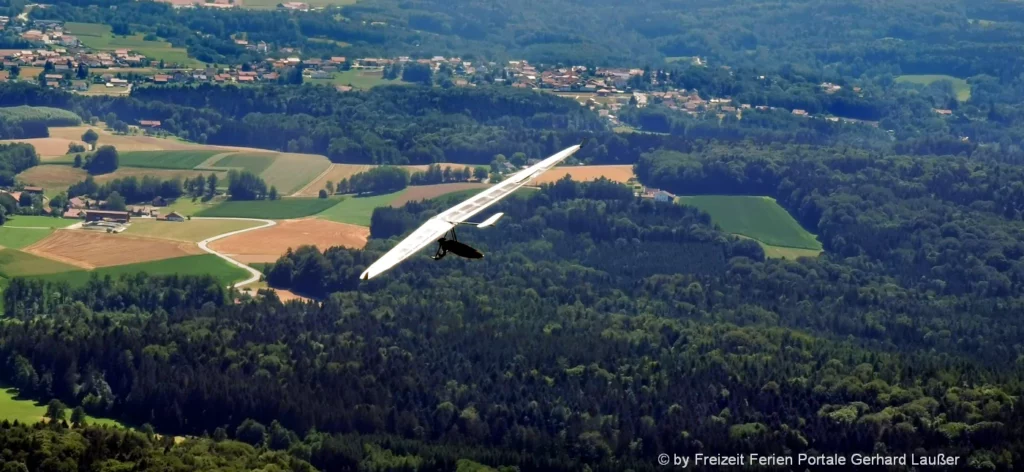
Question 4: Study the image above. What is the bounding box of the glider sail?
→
[359,144,582,280]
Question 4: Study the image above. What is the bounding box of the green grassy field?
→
[118,150,223,169]
[0,249,81,277]
[197,198,341,219]
[0,228,54,249]
[1,384,124,427]
[677,195,822,250]
[163,196,219,217]
[895,74,971,102]
[33,254,250,287]
[264,156,333,196]
[316,192,400,226]
[307,69,408,89]
[308,37,352,48]
[123,218,263,242]
[4,216,77,228]
[201,152,278,175]
[64,22,203,68]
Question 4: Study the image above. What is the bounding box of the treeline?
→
[0,105,81,139]
[227,169,276,200]
[0,82,653,165]
[409,164,484,185]
[339,166,409,195]
[0,421,317,472]
[66,173,206,204]
[0,142,39,186]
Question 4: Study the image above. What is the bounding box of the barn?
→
[84,210,131,223]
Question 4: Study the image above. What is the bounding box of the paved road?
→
[195,217,276,288]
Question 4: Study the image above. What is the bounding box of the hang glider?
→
[359,143,582,280]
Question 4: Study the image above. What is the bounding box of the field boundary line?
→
[291,163,335,197]
[195,217,276,288]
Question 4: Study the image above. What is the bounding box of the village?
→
[0,17,860,130]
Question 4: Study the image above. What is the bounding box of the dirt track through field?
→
[25,229,204,269]
[208,218,369,263]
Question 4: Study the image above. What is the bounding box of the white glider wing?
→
[359,143,582,280]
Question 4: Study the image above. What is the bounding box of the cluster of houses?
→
[157,0,309,10]
[61,196,186,222]
[624,177,676,202]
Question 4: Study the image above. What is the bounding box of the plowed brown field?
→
[209,218,369,263]
[25,229,203,269]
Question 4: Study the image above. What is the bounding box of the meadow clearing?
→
[895,74,972,101]
[0,384,123,427]
[676,195,823,257]
[306,69,408,89]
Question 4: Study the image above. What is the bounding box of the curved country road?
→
[194,217,276,288]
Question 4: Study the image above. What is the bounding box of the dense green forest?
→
[1,157,1023,469]
[2,1,1024,469]
[0,420,318,471]
[0,106,81,140]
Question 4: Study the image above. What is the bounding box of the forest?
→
[1,149,1023,469]
[0,420,318,471]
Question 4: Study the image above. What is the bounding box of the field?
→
[34,254,250,287]
[0,249,80,277]
[294,163,374,197]
[24,230,204,269]
[0,106,81,126]
[390,183,489,206]
[162,196,220,217]
[307,69,407,89]
[196,198,341,219]
[0,385,123,427]
[258,153,333,195]
[48,126,210,152]
[676,195,823,251]
[118,150,224,169]
[123,218,263,242]
[532,165,635,185]
[5,216,78,228]
[80,83,132,96]
[296,163,480,197]
[0,228,57,249]
[895,74,971,102]
[198,152,278,175]
[0,137,87,158]
[16,166,229,195]
[209,218,369,263]
[64,22,202,68]
[196,151,332,195]
[316,191,402,226]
